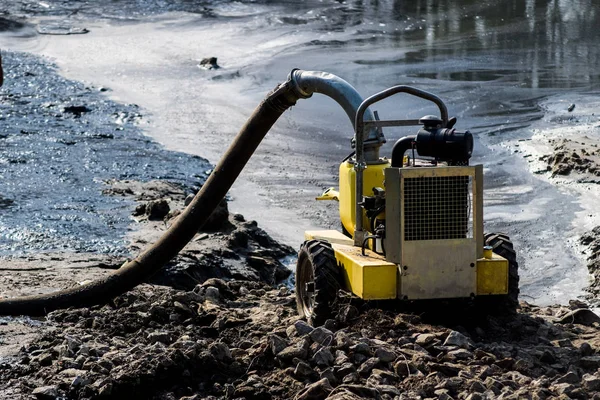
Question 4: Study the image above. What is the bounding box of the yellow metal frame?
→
[476,254,509,295]
[338,160,389,237]
[305,230,397,300]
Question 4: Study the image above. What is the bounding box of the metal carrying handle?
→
[355,86,448,145]
[352,85,449,246]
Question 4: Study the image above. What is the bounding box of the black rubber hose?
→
[391,135,416,167]
[0,81,300,316]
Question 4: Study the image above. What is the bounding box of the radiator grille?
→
[403,175,472,241]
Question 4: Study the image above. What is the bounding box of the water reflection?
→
[312,0,600,89]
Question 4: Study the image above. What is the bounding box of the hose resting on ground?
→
[0,77,301,316]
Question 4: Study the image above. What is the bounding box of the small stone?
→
[447,348,473,360]
[580,342,594,356]
[184,194,195,206]
[323,319,337,332]
[98,382,113,397]
[553,382,577,396]
[568,104,576,112]
[71,374,91,388]
[32,385,59,399]
[59,368,87,378]
[337,362,356,377]
[443,330,472,349]
[580,356,600,369]
[394,360,413,378]
[320,368,338,386]
[368,368,398,385]
[335,384,379,398]
[268,334,288,355]
[294,378,333,400]
[430,362,461,377]
[357,357,379,376]
[37,353,54,366]
[294,361,313,378]
[278,343,308,361]
[415,333,438,347]
[514,358,534,372]
[147,331,171,344]
[375,347,396,363]
[342,372,359,384]
[556,308,600,326]
[556,371,579,384]
[583,373,600,391]
[469,379,486,393]
[353,353,368,365]
[205,286,220,302]
[313,348,334,366]
[294,320,314,336]
[435,389,452,400]
[335,350,349,365]
[310,327,334,345]
[349,342,371,356]
[209,342,232,363]
[145,199,170,220]
[199,57,220,70]
[373,384,400,397]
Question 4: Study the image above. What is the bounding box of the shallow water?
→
[0,51,209,256]
[1,0,599,304]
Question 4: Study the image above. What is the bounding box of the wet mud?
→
[0,50,209,256]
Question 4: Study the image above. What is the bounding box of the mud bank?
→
[516,97,600,303]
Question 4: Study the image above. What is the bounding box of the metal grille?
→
[403,175,472,241]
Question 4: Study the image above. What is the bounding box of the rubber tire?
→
[483,232,520,312]
[295,240,342,326]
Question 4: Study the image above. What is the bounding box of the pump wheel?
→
[482,233,520,312]
[295,240,342,326]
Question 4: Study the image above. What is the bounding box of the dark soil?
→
[3,281,600,399]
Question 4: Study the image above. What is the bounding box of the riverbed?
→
[1,0,599,305]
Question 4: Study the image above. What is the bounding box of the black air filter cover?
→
[416,127,473,163]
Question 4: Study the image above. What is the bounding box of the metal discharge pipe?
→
[288,69,382,162]
[0,70,370,316]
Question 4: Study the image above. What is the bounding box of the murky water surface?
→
[1,0,599,303]
[0,51,208,255]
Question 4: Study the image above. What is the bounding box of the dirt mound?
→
[2,280,600,399]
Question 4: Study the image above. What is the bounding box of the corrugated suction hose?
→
[0,77,301,316]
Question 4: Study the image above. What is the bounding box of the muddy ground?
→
[1,5,600,399]
[4,272,600,399]
[1,141,600,399]
[516,101,600,303]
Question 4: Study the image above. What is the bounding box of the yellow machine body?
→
[339,160,389,236]
[306,229,509,300]
[305,230,397,300]
[476,254,509,295]
[306,163,510,301]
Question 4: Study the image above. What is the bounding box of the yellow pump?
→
[297,83,520,326]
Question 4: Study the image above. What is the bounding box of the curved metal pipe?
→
[391,136,417,168]
[289,69,383,161]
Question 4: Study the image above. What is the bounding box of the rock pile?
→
[3,279,600,399]
[542,138,600,178]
